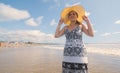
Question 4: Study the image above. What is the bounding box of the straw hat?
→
[61,5,85,25]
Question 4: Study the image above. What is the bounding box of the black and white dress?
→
[62,25,88,73]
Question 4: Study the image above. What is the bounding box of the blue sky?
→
[0,0,120,43]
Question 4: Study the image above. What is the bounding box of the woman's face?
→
[68,11,78,22]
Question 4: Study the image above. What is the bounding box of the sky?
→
[0,0,120,43]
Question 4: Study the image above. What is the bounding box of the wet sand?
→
[0,46,120,73]
[88,53,120,73]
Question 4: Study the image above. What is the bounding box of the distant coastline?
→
[0,41,120,48]
[0,41,41,48]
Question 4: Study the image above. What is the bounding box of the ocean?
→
[0,43,120,73]
[44,43,120,56]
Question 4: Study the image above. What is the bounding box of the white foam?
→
[43,45,64,50]
[86,47,120,56]
[43,44,120,56]
[85,44,120,56]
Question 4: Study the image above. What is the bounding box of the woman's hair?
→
[76,20,81,25]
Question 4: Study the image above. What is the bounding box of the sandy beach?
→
[0,44,120,73]
[88,53,120,73]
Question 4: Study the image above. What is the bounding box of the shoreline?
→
[0,42,45,48]
[0,46,120,73]
[88,53,120,73]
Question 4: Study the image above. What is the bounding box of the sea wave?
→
[86,47,120,56]
[85,44,120,56]
[42,44,120,56]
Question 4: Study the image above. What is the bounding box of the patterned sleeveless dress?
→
[62,25,88,73]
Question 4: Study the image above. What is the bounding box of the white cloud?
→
[113,32,120,34]
[94,30,97,33]
[101,32,120,37]
[43,0,60,3]
[25,18,38,26]
[0,3,30,22]
[54,0,60,6]
[101,33,111,37]
[36,16,44,25]
[50,19,57,26]
[85,11,90,16]
[25,16,44,26]
[65,2,81,7]
[65,3,91,16]
[47,0,60,10]
[0,29,64,43]
[65,3,70,7]
[115,20,120,24]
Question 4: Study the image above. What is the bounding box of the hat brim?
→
[61,5,85,25]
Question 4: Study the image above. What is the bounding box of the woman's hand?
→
[55,18,65,38]
[58,18,64,25]
[82,15,94,37]
[82,16,90,23]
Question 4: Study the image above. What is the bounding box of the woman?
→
[55,5,94,73]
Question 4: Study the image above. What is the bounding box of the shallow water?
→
[0,45,120,73]
[45,44,120,56]
[0,46,62,73]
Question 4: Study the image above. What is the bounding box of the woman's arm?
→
[82,16,94,37]
[54,19,66,38]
